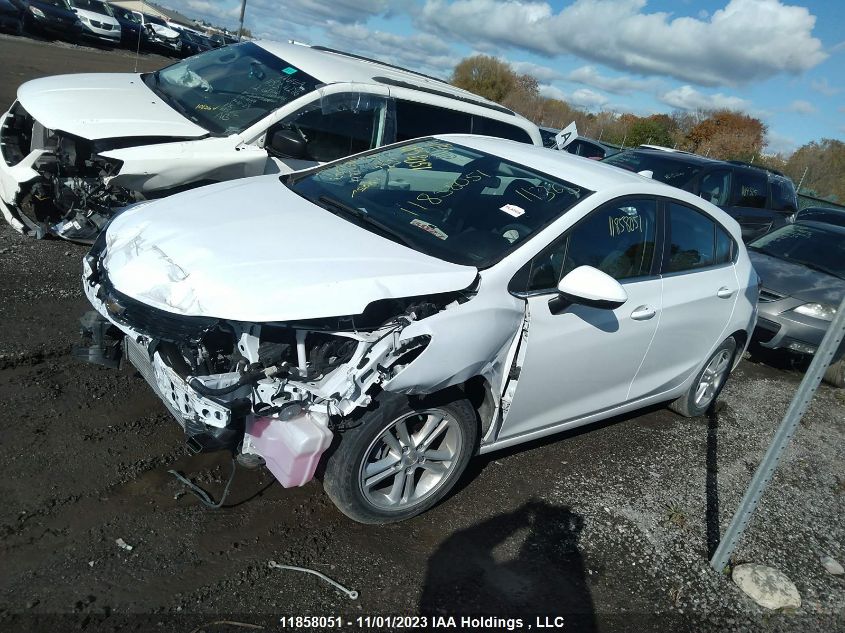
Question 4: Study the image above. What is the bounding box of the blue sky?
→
[168,0,844,154]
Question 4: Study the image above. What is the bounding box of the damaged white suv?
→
[82,136,757,523]
[0,40,541,242]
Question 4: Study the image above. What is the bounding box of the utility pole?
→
[238,0,247,41]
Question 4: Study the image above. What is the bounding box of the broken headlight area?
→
[18,134,140,242]
[80,286,450,486]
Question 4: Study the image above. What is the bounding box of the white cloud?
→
[567,65,659,95]
[658,85,752,111]
[786,100,817,115]
[569,88,609,109]
[538,83,567,101]
[417,0,826,86]
[765,130,798,155]
[509,60,563,82]
[810,78,840,97]
[322,22,456,76]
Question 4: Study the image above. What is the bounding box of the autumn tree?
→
[785,139,845,202]
[686,110,766,161]
[451,55,517,103]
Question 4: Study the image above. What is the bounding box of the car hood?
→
[149,23,179,39]
[749,250,845,305]
[100,176,478,323]
[74,8,119,26]
[17,73,208,140]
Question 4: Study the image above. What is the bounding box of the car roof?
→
[438,134,677,192]
[619,147,721,166]
[253,40,515,116]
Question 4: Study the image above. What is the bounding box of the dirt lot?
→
[0,34,843,633]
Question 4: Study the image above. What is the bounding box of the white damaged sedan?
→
[82,135,758,523]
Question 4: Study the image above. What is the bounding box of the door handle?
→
[717,286,735,299]
[630,305,656,321]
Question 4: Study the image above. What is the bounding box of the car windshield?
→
[749,223,845,279]
[144,14,166,25]
[286,138,591,268]
[144,42,320,135]
[116,8,138,21]
[42,0,72,7]
[603,151,701,189]
[73,0,112,14]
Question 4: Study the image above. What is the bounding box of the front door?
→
[499,197,663,440]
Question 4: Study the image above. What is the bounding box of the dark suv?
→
[603,148,798,241]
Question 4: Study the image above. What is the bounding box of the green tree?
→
[451,55,517,103]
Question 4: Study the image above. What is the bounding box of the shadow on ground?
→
[420,500,597,631]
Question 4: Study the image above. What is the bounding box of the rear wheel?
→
[669,337,737,417]
[323,391,477,524]
[824,359,844,388]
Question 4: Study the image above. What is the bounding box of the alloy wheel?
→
[358,409,463,511]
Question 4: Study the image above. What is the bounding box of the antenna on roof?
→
[237,0,246,42]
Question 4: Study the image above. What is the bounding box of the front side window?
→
[395,101,471,142]
[523,198,657,292]
[666,203,717,273]
[733,169,767,208]
[146,42,321,135]
[269,93,387,163]
[286,139,590,267]
[699,170,731,207]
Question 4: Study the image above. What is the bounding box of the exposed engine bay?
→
[81,233,477,463]
[1,102,171,242]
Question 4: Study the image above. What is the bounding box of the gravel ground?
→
[0,34,843,633]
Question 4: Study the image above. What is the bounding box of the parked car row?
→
[0,0,225,57]
[0,40,839,524]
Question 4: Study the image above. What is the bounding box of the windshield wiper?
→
[317,195,417,249]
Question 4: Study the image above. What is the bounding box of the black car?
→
[0,0,27,34]
[603,148,798,241]
[539,126,622,159]
[178,29,212,57]
[789,206,845,228]
[109,4,141,48]
[24,0,82,39]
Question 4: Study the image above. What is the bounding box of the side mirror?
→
[552,266,627,313]
[268,128,307,160]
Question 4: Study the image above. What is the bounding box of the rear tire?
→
[323,391,477,524]
[669,337,737,417]
[824,359,844,388]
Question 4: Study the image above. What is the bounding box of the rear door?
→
[726,168,777,241]
[632,200,738,397]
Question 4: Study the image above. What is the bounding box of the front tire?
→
[323,391,477,524]
[669,337,737,417]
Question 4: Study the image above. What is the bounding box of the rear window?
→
[472,116,532,144]
[603,151,701,189]
[395,101,471,142]
[770,175,797,212]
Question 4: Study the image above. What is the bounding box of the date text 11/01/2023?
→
[278,615,569,630]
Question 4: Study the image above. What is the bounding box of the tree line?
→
[451,55,844,204]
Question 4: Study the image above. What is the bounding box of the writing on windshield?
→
[289,139,590,268]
